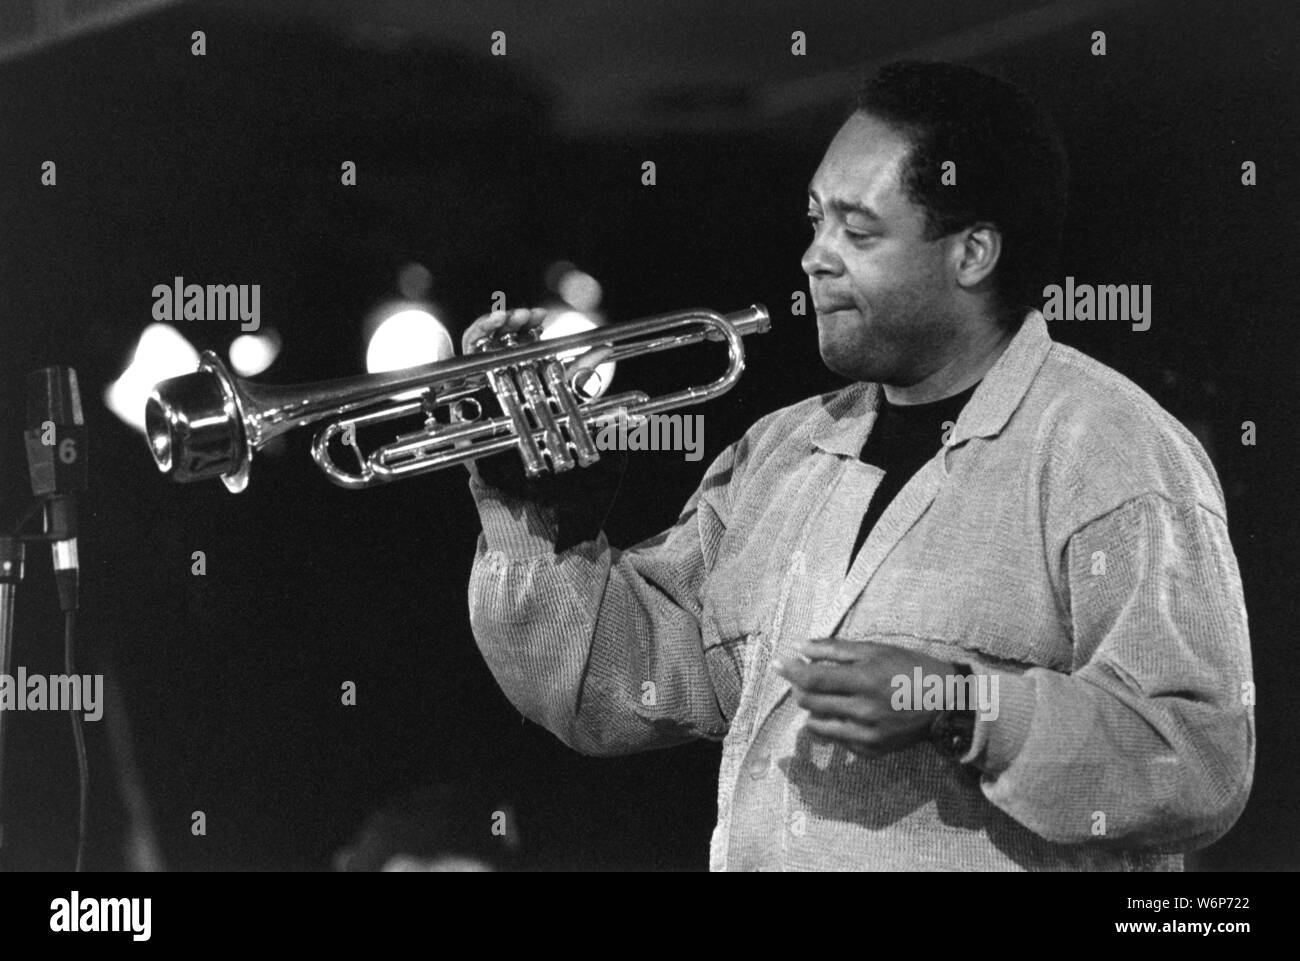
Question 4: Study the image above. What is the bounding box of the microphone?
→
[23,367,87,612]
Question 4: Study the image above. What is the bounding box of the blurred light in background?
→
[541,261,611,399]
[541,309,614,400]
[228,328,282,377]
[105,323,200,432]
[546,260,603,314]
[557,268,602,313]
[365,307,453,374]
[397,262,434,302]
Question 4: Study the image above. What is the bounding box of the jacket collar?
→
[810,309,1054,455]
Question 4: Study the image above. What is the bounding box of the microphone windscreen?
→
[26,366,84,428]
[24,367,88,497]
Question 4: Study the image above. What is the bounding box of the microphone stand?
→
[0,534,24,864]
[0,497,84,870]
[2,496,164,873]
[0,497,47,867]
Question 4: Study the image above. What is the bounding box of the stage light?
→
[105,323,200,432]
[397,262,434,301]
[557,267,602,313]
[228,328,281,377]
[541,310,615,399]
[366,307,453,374]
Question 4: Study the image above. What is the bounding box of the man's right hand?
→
[462,306,613,388]
[461,307,550,355]
[463,306,628,549]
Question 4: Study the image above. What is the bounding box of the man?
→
[462,61,1253,870]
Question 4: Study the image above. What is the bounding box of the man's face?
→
[803,111,960,385]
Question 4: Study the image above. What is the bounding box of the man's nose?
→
[801,236,842,278]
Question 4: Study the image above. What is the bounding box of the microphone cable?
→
[64,608,89,873]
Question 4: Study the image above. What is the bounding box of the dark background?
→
[0,0,1295,870]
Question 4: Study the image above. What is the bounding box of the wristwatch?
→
[931,661,977,758]
[931,707,976,758]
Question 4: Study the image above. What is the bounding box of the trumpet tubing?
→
[145,304,770,492]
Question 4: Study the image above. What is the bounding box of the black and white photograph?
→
[0,0,1295,933]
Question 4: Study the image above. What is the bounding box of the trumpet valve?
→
[543,361,601,469]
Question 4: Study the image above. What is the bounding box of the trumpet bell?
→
[145,352,252,492]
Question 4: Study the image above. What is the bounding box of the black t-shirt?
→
[846,381,981,571]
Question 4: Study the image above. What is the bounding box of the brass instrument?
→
[145,304,770,492]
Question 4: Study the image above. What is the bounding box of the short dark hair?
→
[851,61,1069,325]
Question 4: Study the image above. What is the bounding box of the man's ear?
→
[950,222,1002,291]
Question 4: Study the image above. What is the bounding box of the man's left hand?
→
[773,639,958,759]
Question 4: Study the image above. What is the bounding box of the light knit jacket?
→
[467,310,1254,871]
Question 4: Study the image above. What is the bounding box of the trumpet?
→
[145,304,770,492]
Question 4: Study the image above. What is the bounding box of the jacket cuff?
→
[962,670,1036,775]
[467,465,558,558]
